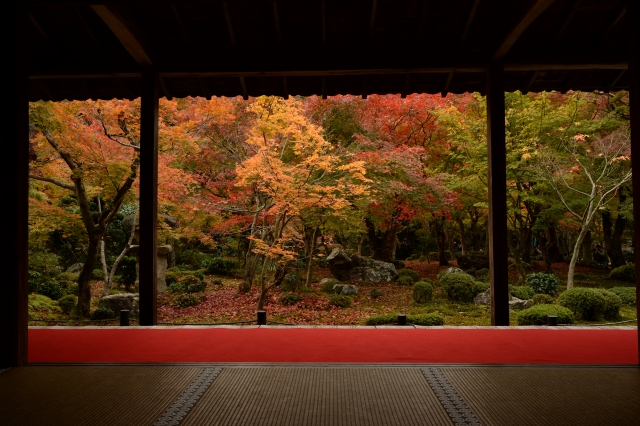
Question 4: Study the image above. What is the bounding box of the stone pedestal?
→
[130,245,174,294]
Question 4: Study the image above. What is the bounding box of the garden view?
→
[27,91,637,326]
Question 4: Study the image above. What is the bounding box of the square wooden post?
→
[486,65,510,326]
[138,70,159,326]
[0,1,29,368]
[627,0,640,365]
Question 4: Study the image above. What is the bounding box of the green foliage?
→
[168,274,207,294]
[369,288,384,299]
[28,294,59,313]
[413,281,433,303]
[166,267,205,288]
[533,294,554,305]
[279,293,303,306]
[508,285,535,300]
[37,281,64,300]
[320,279,340,293]
[475,268,489,282]
[91,307,116,320]
[118,256,138,285]
[473,281,490,294]
[609,264,635,283]
[526,273,559,295]
[201,256,237,275]
[438,273,477,303]
[398,268,420,283]
[557,288,606,320]
[397,276,414,287]
[175,294,200,308]
[595,289,622,320]
[608,287,636,305]
[329,294,352,308]
[410,314,444,326]
[517,304,575,326]
[364,314,397,325]
[56,272,79,283]
[58,295,77,314]
[28,252,61,292]
[282,272,303,292]
[92,269,105,280]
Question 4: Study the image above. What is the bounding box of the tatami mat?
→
[442,367,640,426]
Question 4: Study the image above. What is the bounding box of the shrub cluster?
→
[526,273,559,295]
[37,281,64,300]
[168,274,207,294]
[320,279,340,293]
[398,269,420,283]
[58,295,77,314]
[438,273,476,303]
[532,294,554,305]
[609,264,635,283]
[508,285,535,300]
[329,294,352,308]
[166,267,205,287]
[175,293,201,308]
[91,307,116,320]
[397,276,414,287]
[92,269,105,280]
[557,288,606,320]
[596,289,622,320]
[201,256,237,275]
[279,293,303,306]
[608,287,636,305]
[475,268,490,282]
[473,281,490,294]
[282,272,303,292]
[516,304,574,326]
[369,288,384,299]
[413,281,433,303]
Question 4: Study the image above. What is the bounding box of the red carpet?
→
[28,328,638,364]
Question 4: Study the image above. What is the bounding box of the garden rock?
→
[326,248,398,282]
[338,284,359,295]
[98,293,139,316]
[473,288,532,310]
[66,263,84,273]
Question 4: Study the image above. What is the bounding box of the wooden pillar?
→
[138,70,159,326]
[486,65,510,326]
[627,0,640,365]
[1,1,29,367]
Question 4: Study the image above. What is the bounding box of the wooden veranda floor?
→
[1,365,639,426]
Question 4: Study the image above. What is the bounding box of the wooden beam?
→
[563,70,581,92]
[460,0,480,47]
[239,76,248,100]
[493,0,556,60]
[524,70,539,93]
[486,64,509,326]
[138,70,159,326]
[599,5,626,43]
[170,3,190,45]
[441,71,454,96]
[1,0,29,368]
[625,0,640,366]
[29,12,58,51]
[368,0,378,44]
[74,6,100,47]
[553,0,580,43]
[91,5,152,66]
[606,69,626,92]
[222,2,238,50]
[159,76,172,100]
[272,1,283,48]
[115,77,134,99]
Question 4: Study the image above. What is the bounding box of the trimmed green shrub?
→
[398,269,420,283]
[436,267,466,281]
[166,267,205,287]
[91,307,115,320]
[517,304,574,326]
[63,283,78,297]
[56,272,79,283]
[279,293,303,306]
[392,260,406,270]
[211,278,223,286]
[37,281,64,300]
[118,256,138,285]
[92,269,105,280]
[413,281,433,303]
[609,287,636,305]
[526,273,559,295]
[320,279,340,293]
[201,256,237,275]
[609,264,635,283]
[364,314,397,325]
[509,285,535,300]
[475,268,490,282]
[557,288,606,320]
[369,288,384,299]
[410,313,444,326]
[168,274,206,294]
[28,294,59,313]
[175,294,200,308]
[58,295,77,314]
[397,276,414,287]
[533,293,554,305]
[329,294,352,308]
[596,289,622,320]
[282,272,303,292]
[438,273,477,303]
[473,281,490,294]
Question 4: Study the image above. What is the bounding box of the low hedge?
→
[364,313,444,326]
[438,273,476,303]
[398,269,420,283]
[517,304,574,326]
[557,288,606,320]
[608,287,636,306]
[397,276,414,287]
[329,294,352,308]
[532,294,554,305]
[596,289,622,320]
[91,307,115,320]
[609,264,635,283]
[508,285,535,300]
[369,288,384,299]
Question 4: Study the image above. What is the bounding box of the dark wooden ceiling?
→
[27,0,630,101]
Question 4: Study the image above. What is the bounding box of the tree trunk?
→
[457,218,467,256]
[567,226,591,289]
[546,226,564,262]
[76,236,101,317]
[602,208,627,268]
[581,230,593,262]
[522,227,532,263]
[305,226,319,286]
[469,211,480,251]
[365,218,397,262]
[538,233,553,274]
[433,218,449,266]
[357,234,365,256]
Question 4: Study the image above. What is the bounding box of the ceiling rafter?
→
[460,0,480,47]
[416,0,430,41]
[29,12,58,51]
[321,0,327,51]
[606,69,626,92]
[74,6,100,47]
[368,0,378,44]
[493,0,556,60]
[441,72,454,96]
[524,70,539,93]
[90,5,152,66]
[239,76,248,100]
[599,5,626,43]
[553,0,580,43]
[400,73,411,98]
[222,2,238,50]
[273,2,283,48]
